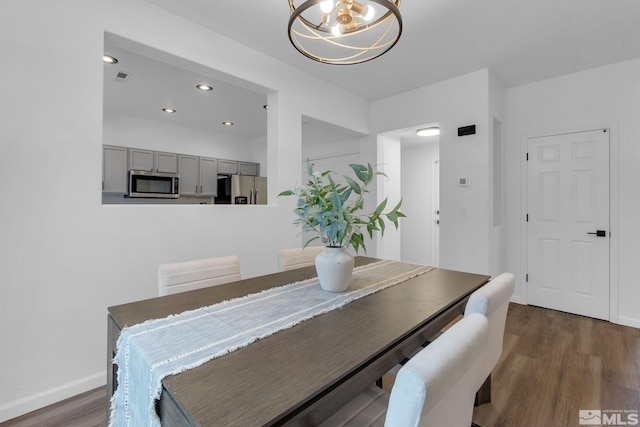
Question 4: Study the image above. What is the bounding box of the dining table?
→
[107,256,490,426]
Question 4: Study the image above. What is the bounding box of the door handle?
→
[587,230,607,237]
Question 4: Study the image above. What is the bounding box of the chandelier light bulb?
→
[331,23,342,37]
[320,0,334,13]
[363,5,375,21]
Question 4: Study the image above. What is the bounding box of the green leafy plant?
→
[278,163,406,253]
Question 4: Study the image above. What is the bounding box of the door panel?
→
[527,129,609,320]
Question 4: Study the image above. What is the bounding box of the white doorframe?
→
[519,123,619,323]
[432,160,440,267]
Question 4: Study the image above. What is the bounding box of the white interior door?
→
[527,129,610,320]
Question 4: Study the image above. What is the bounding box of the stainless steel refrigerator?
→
[231,175,267,204]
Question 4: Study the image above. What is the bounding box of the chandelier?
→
[288,0,402,65]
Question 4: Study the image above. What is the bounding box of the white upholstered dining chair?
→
[276,246,324,271]
[319,312,490,427]
[464,272,515,404]
[158,255,241,296]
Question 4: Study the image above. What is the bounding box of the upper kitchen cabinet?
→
[179,155,218,197]
[218,159,238,175]
[129,148,178,174]
[238,162,259,176]
[103,145,128,194]
[199,157,218,196]
[179,154,199,196]
[218,160,259,176]
[128,148,154,171]
[155,151,178,174]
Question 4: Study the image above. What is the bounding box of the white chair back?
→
[158,255,241,296]
[384,313,489,427]
[276,246,324,271]
[464,272,515,386]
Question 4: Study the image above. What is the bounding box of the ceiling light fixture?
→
[162,108,176,113]
[288,0,402,65]
[196,84,213,91]
[222,121,234,126]
[103,55,118,64]
[416,126,440,137]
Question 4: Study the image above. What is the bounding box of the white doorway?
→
[526,129,610,320]
[398,130,440,267]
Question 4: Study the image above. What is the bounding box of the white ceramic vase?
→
[315,246,354,292]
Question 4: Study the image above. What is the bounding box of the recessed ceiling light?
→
[103,55,118,64]
[416,127,440,137]
[162,108,176,113]
[222,121,234,126]
[196,84,213,91]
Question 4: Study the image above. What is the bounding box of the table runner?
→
[108,260,433,427]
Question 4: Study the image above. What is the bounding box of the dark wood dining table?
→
[107,257,490,426]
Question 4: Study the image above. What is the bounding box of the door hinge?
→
[526,152,529,161]
[526,274,529,282]
[526,214,529,222]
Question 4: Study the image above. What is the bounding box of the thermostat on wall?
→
[458,177,470,187]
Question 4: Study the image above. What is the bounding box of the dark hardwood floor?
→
[0,386,107,427]
[473,304,640,426]
[2,304,638,426]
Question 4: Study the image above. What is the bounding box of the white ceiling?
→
[103,36,269,139]
[105,1,640,142]
[145,0,640,101]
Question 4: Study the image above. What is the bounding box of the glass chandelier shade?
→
[288,0,402,65]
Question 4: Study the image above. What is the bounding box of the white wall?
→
[103,111,256,161]
[370,70,493,274]
[505,58,640,326]
[0,0,370,421]
[376,135,402,261]
[401,142,439,266]
[489,72,507,278]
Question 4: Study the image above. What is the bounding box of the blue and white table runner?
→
[108,260,433,427]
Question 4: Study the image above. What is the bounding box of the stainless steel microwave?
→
[128,170,180,198]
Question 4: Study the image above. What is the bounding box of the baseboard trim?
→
[510,296,525,305]
[616,316,640,329]
[0,371,106,423]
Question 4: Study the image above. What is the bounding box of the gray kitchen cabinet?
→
[199,157,218,196]
[179,155,218,196]
[129,148,177,173]
[179,155,199,196]
[238,162,259,176]
[155,151,178,174]
[218,160,238,175]
[128,148,154,171]
[103,145,128,194]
